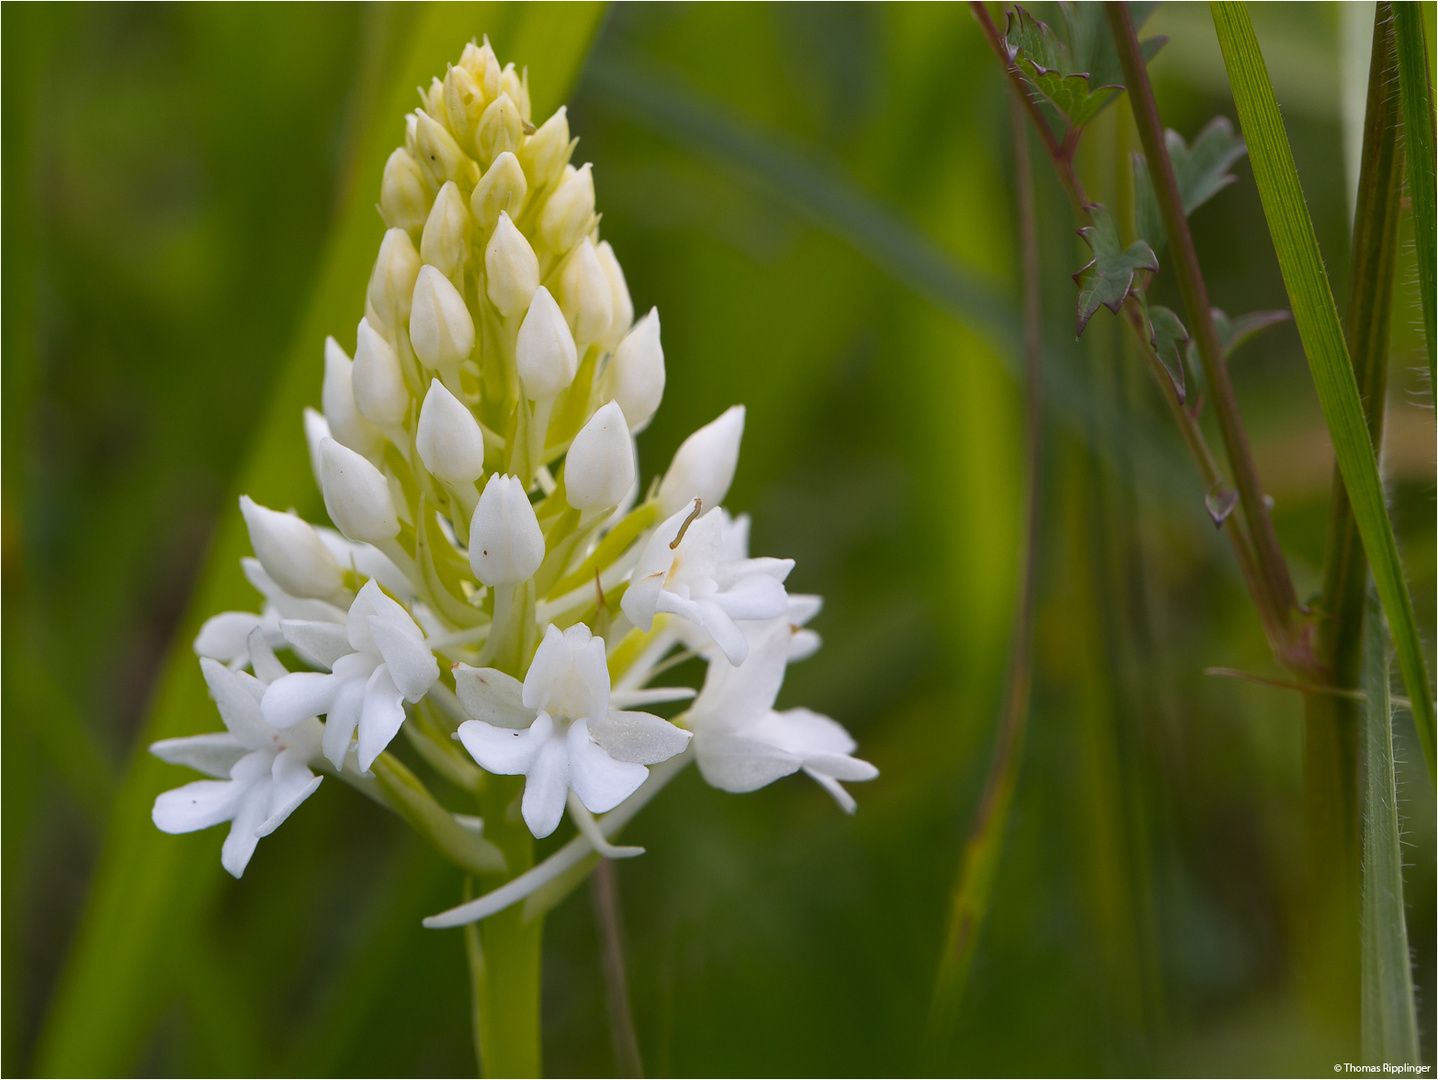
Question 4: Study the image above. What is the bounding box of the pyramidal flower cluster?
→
[152,39,875,924]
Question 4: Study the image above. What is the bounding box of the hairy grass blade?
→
[1393,2,1436,389]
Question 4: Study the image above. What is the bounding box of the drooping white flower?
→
[565,400,636,512]
[469,473,544,586]
[621,501,793,666]
[261,580,438,771]
[152,640,324,877]
[689,622,876,813]
[456,623,690,838]
[656,405,744,517]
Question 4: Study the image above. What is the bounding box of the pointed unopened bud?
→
[469,473,544,586]
[352,319,410,427]
[460,38,502,101]
[415,109,479,190]
[240,496,344,600]
[320,437,400,543]
[520,106,572,193]
[516,287,578,400]
[303,407,331,488]
[380,148,431,232]
[420,77,446,122]
[420,181,471,279]
[410,265,475,372]
[471,151,527,232]
[501,63,531,122]
[560,238,613,347]
[611,308,665,432]
[367,228,421,331]
[657,405,745,517]
[539,162,594,253]
[477,92,523,167]
[322,337,382,458]
[595,240,634,350]
[485,211,539,317]
[566,401,636,511]
[404,112,420,161]
[416,379,486,486]
[443,63,484,156]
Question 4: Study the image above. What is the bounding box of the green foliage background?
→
[2,3,1433,1075]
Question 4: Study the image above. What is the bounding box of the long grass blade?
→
[1210,1,1436,780]
[32,7,604,1075]
[1360,593,1420,1064]
[1393,2,1436,388]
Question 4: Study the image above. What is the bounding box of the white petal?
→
[193,612,262,663]
[521,623,609,721]
[458,712,552,774]
[609,686,697,709]
[656,405,744,518]
[588,710,692,765]
[692,731,801,793]
[280,619,351,670]
[709,571,790,622]
[804,768,858,814]
[220,782,270,878]
[322,677,366,770]
[150,733,247,780]
[659,593,747,667]
[261,671,339,731]
[690,622,792,733]
[200,658,272,749]
[367,616,437,701]
[789,628,822,662]
[356,665,407,771]
[567,720,648,814]
[246,627,288,685]
[152,778,244,834]
[767,707,861,758]
[454,665,534,728]
[258,748,323,836]
[520,734,571,838]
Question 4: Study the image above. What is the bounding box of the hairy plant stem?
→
[1303,3,1404,1052]
[467,776,543,1078]
[1106,1,1310,674]
[927,94,1045,1063]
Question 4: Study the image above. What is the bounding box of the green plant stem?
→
[1301,3,1405,1050]
[592,860,644,1078]
[927,94,1045,1063]
[1107,1,1308,673]
[469,775,543,1078]
[1393,2,1436,388]
[1212,0,1436,779]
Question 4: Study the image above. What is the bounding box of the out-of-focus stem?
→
[1106,1,1310,674]
[927,93,1045,1063]
[592,860,644,1078]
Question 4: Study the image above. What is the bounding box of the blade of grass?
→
[927,96,1044,1063]
[1393,2,1436,388]
[1360,593,1420,1064]
[33,7,604,1075]
[1211,1,1435,780]
[1304,2,1405,1047]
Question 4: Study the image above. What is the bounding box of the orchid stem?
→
[592,860,645,1078]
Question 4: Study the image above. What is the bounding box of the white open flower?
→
[456,623,690,838]
[656,405,744,517]
[261,580,438,771]
[621,501,793,666]
[152,641,324,877]
[690,622,876,813]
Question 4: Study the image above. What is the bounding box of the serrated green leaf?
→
[1134,117,1248,252]
[1071,204,1159,335]
[1144,302,1189,402]
[1064,2,1167,92]
[1005,7,1119,130]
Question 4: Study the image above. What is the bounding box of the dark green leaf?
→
[1144,302,1189,402]
[1005,7,1120,130]
[1063,2,1167,92]
[1184,307,1290,387]
[1071,204,1158,335]
[1394,2,1436,389]
[1133,118,1248,252]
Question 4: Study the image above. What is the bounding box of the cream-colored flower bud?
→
[485,211,539,318]
[240,496,344,600]
[470,473,544,586]
[516,287,579,400]
[657,405,745,517]
[443,63,484,157]
[303,407,330,489]
[420,181,471,279]
[596,240,634,350]
[367,228,421,331]
[322,336,382,458]
[416,379,486,486]
[421,78,446,124]
[520,106,572,192]
[380,148,430,232]
[404,112,420,161]
[409,265,475,371]
[477,92,523,167]
[539,162,594,253]
[353,318,410,427]
[559,238,613,348]
[470,151,527,232]
[565,401,636,512]
[611,308,665,432]
[415,109,479,190]
[500,62,531,122]
[460,38,502,101]
[320,437,400,543]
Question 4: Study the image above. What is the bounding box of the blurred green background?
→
[2,2,1434,1076]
